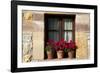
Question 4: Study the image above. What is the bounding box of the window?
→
[45,14,75,43]
[44,14,75,59]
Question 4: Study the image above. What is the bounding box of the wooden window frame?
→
[44,14,76,59]
[44,14,75,44]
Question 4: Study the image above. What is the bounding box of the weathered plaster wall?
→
[75,14,90,59]
[32,12,44,60]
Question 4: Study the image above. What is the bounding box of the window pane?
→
[64,19,73,30]
[48,32,59,41]
[63,32,72,41]
[67,32,73,42]
[63,32,67,41]
[48,18,59,30]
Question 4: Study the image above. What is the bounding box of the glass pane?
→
[48,32,59,41]
[63,32,72,42]
[48,18,59,30]
[63,32,68,41]
[67,32,73,42]
[64,19,73,30]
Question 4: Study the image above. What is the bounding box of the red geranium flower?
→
[46,39,77,52]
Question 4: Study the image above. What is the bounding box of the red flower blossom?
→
[66,40,76,49]
[46,39,77,52]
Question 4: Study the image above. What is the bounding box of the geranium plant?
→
[54,38,65,51]
[64,40,77,52]
[45,39,55,59]
[45,39,55,51]
[46,39,77,52]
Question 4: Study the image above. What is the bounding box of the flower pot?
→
[68,50,74,59]
[57,50,64,59]
[47,51,53,59]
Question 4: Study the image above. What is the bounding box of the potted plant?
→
[54,39,65,59]
[45,45,53,59]
[64,40,77,59]
[45,39,55,59]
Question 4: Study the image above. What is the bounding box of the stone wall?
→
[75,14,90,59]
[22,11,90,61]
[23,11,45,61]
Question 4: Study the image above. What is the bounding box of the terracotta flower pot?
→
[68,50,74,59]
[57,50,64,59]
[47,51,53,59]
